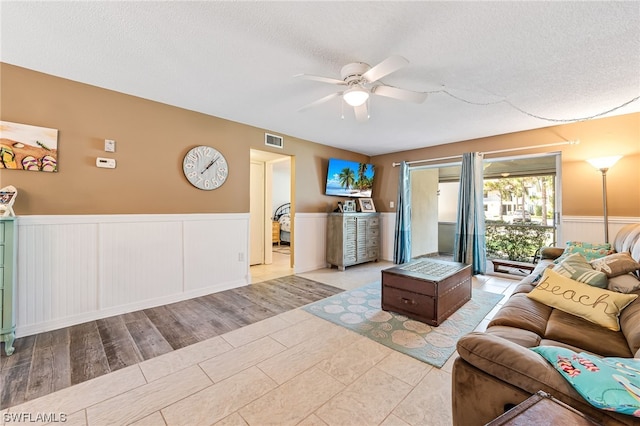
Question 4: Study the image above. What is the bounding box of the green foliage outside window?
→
[485,221,554,261]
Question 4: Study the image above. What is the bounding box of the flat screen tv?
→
[325,158,375,198]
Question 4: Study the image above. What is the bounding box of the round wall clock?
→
[182,145,228,190]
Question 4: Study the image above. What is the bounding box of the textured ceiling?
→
[2,1,639,156]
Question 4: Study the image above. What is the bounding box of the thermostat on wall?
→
[96,157,116,169]
[104,139,116,152]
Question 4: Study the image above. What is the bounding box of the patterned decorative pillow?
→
[531,346,640,417]
[591,252,640,278]
[608,273,640,294]
[278,214,291,232]
[527,269,637,331]
[552,253,608,288]
[554,241,614,264]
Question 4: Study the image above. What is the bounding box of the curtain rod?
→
[391,140,580,167]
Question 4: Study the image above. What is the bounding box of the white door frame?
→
[249,160,265,265]
[249,150,292,267]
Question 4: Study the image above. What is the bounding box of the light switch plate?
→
[104,139,116,152]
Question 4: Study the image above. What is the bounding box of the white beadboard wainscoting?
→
[292,213,328,274]
[379,212,396,261]
[15,214,249,337]
[289,214,638,274]
[13,213,637,337]
[560,216,640,245]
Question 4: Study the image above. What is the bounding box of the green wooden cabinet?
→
[0,218,16,356]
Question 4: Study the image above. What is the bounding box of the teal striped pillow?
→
[552,253,608,288]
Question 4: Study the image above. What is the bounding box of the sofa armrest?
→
[540,246,564,260]
[455,332,637,425]
[456,332,576,397]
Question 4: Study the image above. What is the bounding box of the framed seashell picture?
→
[0,121,58,172]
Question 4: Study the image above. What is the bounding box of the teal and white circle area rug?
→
[303,282,503,368]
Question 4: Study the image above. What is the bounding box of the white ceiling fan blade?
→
[373,85,428,104]
[294,73,346,85]
[362,55,409,83]
[298,92,342,112]
[354,102,369,122]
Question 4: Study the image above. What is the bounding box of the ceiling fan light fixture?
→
[343,86,369,107]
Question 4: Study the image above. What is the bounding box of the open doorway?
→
[249,149,293,282]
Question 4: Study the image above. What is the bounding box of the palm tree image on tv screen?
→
[325,158,375,197]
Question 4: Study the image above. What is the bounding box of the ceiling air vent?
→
[265,133,283,149]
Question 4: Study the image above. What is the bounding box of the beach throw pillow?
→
[552,253,608,288]
[554,241,613,264]
[591,252,640,278]
[527,269,637,331]
[531,346,640,417]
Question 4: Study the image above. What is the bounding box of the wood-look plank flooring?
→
[0,276,342,409]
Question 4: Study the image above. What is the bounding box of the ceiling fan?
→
[295,55,427,122]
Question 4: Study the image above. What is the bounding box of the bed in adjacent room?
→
[273,203,291,245]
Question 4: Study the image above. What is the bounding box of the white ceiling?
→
[2,2,639,156]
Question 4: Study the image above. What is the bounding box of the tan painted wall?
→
[3,64,638,218]
[0,63,367,215]
[371,113,640,217]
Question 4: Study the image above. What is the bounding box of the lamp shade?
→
[587,156,622,171]
[343,86,369,107]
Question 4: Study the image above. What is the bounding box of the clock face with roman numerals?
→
[182,146,228,190]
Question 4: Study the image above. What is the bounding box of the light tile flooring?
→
[1,253,519,426]
[249,250,294,284]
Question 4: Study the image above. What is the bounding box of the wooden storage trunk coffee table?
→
[381,258,472,326]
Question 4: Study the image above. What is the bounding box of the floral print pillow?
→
[532,346,640,417]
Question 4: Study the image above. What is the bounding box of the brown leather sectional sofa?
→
[452,223,640,425]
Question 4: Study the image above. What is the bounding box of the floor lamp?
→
[587,155,622,243]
